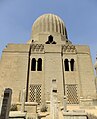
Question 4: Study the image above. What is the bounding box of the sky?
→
[0,0,97,65]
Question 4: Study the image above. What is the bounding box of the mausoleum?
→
[0,14,97,119]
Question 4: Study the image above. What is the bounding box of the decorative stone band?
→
[31,44,44,52]
[62,44,77,53]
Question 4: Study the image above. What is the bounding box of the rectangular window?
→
[29,84,42,104]
[66,84,79,104]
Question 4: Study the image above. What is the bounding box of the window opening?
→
[70,59,74,71]
[64,59,69,71]
[37,58,42,71]
[65,28,68,39]
[31,58,36,71]
[46,35,56,44]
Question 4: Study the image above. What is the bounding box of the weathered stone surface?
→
[0,13,97,118]
[9,111,26,119]
[63,111,88,119]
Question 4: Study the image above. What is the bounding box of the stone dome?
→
[32,14,68,38]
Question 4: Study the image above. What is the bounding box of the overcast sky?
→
[0,0,97,64]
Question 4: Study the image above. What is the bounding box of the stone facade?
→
[0,14,97,118]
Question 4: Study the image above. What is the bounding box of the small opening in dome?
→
[46,35,56,44]
[49,35,53,43]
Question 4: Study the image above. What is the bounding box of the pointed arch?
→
[31,58,36,71]
[37,58,42,71]
[64,59,69,71]
[46,35,56,44]
[70,59,74,71]
[48,35,53,43]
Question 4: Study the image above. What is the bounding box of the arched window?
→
[46,35,53,44]
[70,59,74,71]
[64,59,69,71]
[31,58,36,71]
[46,35,56,44]
[48,35,53,43]
[37,58,42,71]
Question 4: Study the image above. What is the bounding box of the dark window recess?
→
[46,35,56,44]
[52,90,57,93]
[31,58,36,71]
[4,93,9,97]
[65,28,68,39]
[64,59,69,71]
[70,59,74,71]
[37,58,42,71]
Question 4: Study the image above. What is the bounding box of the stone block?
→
[17,102,38,114]
[9,111,26,119]
[63,110,88,119]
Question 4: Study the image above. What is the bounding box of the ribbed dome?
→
[32,14,67,38]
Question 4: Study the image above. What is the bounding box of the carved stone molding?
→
[31,44,44,52]
[62,44,77,53]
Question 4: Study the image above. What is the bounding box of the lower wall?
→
[63,111,88,119]
[63,116,87,119]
